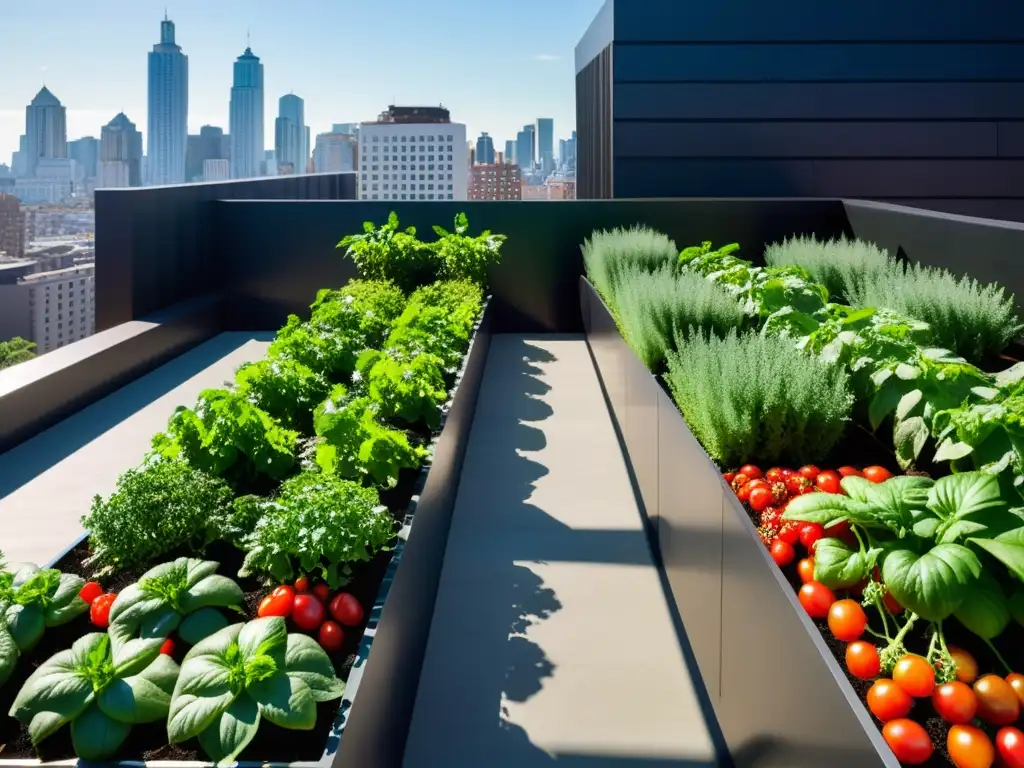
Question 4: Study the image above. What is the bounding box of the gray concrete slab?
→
[0,332,272,565]
[402,335,718,768]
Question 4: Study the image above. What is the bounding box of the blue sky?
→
[0,0,603,164]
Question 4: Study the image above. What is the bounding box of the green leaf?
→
[71,702,132,761]
[168,685,237,745]
[197,693,262,766]
[840,475,876,503]
[179,575,245,614]
[179,608,230,646]
[881,543,982,621]
[894,416,930,469]
[813,538,882,590]
[248,672,317,729]
[26,710,67,747]
[285,634,345,702]
[929,472,1006,522]
[896,389,924,422]
[864,476,934,534]
[934,439,975,463]
[44,573,88,626]
[238,616,288,664]
[1010,590,1024,628]
[168,625,241,742]
[108,582,166,630]
[98,657,178,724]
[953,573,1011,639]
[968,527,1024,581]
[0,625,18,688]
[110,634,165,677]
[6,603,45,651]
[10,633,99,724]
[868,381,903,431]
[781,492,861,526]
[184,558,222,589]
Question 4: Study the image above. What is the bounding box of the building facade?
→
[0,195,25,259]
[203,159,230,181]
[100,113,143,188]
[275,94,308,175]
[313,133,357,173]
[475,133,495,165]
[185,125,226,182]
[147,16,188,185]
[535,118,555,174]
[22,263,95,353]
[24,87,67,178]
[504,139,516,165]
[229,48,265,179]
[357,106,468,201]
[575,0,1024,218]
[68,138,99,181]
[469,162,522,200]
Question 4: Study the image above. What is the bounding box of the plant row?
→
[0,212,501,764]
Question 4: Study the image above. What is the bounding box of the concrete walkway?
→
[402,335,719,767]
[0,333,272,565]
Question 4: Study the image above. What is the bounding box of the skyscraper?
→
[68,137,99,179]
[275,94,307,176]
[474,133,495,165]
[147,15,188,185]
[504,139,516,165]
[100,113,143,188]
[185,125,226,182]
[516,125,535,173]
[229,47,265,179]
[536,118,554,174]
[24,87,67,177]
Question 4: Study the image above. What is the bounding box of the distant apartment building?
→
[203,159,230,181]
[358,105,468,201]
[521,177,577,201]
[68,138,99,180]
[0,195,26,259]
[313,132,357,173]
[469,162,522,200]
[0,260,95,354]
[24,208,95,240]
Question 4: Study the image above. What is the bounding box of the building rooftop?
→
[30,85,62,107]
[367,105,452,125]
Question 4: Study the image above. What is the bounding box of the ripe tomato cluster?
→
[79,580,117,629]
[257,576,365,654]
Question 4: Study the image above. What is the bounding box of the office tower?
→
[568,129,577,170]
[147,14,188,185]
[313,132,357,173]
[229,46,265,179]
[100,113,143,188]
[505,139,516,165]
[24,87,68,177]
[275,94,308,176]
[203,159,230,181]
[68,137,99,179]
[535,118,554,174]
[474,133,495,165]
[516,125,536,173]
[357,105,468,201]
[185,125,225,182]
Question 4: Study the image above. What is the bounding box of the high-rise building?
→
[568,130,577,170]
[504,140,516,165]
[332,123,359,137]
[474,133,495,165]
[100,113,143,188]
[68,138,99,180]
[516,126,535,173]
[0,194,26,259]
[313,133,357,173]
[357,105,468,201]
[229,47,265,179]
[185,125,226,183]
[535,118,554,174]
[203,159,230,181]
[147,15,188,185]
[275,94,308,176]
[469,162,522,200]
[24,87,67,177]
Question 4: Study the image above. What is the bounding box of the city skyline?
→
[0,0,600,163]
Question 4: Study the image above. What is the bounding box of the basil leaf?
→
[934,439,975,463]
[929,472,1006,522]
[248,672,317,729]
[839,476,875,503]
[197,694,262,767]
[44,573,88,627]
[70,702,132,761]
[10,563,39,589]
[27,710,69,747]
[894,416,929,469]
[110,634,165,678]
[6,604,45,652]
[285,633,345,702]
[179,607,230,646]
[881,544,982,622]
[896,389,924,422]
[968,527,1024,581]
[184,558,221,589]
[0,624,20,688]
[10,633,100,723]
[179,575,245,614]
[781,492,860,526]
[813,538,882,590]
[98,657,177,724]
[168,686,237,744]
[868,381,902,431]
[953,574,1011,639]
[108,583,166,630]
[1011,590,1024,628]
[238,616,287,663]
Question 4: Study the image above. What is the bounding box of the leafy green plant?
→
[848,260,1023,364]
[239,471,396,589]
[82,458,234,571]
[108,558,244,663]
[9,633,177,760]
[313,389,427,488]
[167,617,344,765]
[430,212,505,286]
[309,279,407,349]
[354,348,448,429]
[0,559,88,688]
[0,336,36,370]
[267,314,366,382]
[337,212,436,292]
[385,300,472,370]
[665,329,853,467]
[764,234,891,301]
[151,388,299,486]
[582,226,678,307]
[234,357,330,433]
[613,262,744,372]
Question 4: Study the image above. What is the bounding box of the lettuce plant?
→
[430,212,505,286]
[9,633,177,760]
[309,278,407,349]
[267,314,366,381]
[234,357,330,433]
[337,212,437,292]
[239,471,395,589]
[355,348,448,429]
[408,279,483,325]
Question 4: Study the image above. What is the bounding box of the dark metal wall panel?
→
[615,121,1000,159]
[576,45,613,200]
[623,331,660,534]
[614,82,1024,121]
[873,199,1024,222]
[612,0,1024,43]
[614,42,1024,83]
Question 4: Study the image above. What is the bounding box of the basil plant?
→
[168,617,344,765]
[9,632,177,760]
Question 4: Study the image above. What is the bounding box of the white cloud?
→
[533,54,559,62]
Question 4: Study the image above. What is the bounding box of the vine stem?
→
[851,524,868,553]
[872,595,894,640]
[892,612,919,646]
[983,638,1014,675]
[864,626,888,641]
[926,629,939,661]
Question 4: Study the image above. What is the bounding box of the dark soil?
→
[978,340,1024,375]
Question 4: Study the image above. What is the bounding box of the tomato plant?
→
[739,464,762,480]
[862,465,893,484]
[837,466,863,477]
[974,674,1021,725]
[931,682,978,724]
[78,581,103,605]
[867,679,913,722]
[882,718,933,764]
[731,473,751,492]
[294,576,310,593]
[329,592,365,627]
[798,581,834,619]
[770,539,795,567]
[947,724,994,768]
[760,506,782,529]
[815,470,842,494]
[797,557,815,584]
[90,592,116,628]
[318,620,345,652]
[893,655,936,698]
[749,485,774,513]
[764,467,785,483]
[996,727,1024,768]
[292,593,327,631]
[798,522,825,551]
[828,599,867,642]
[948,646,979,684]
[846,641,881,680]
[1007,673,1024,708]
[786,474,811,495]
[798,465,820,481]
[160,638,175,656]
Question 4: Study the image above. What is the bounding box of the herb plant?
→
[267,314,366,381]
[9,633,177,760]
[234,357,330,433]
[582,226,678,307]
[309,278,407,349]
[354,348,449,429]
[167,617,344,765]
[431,212,505,286]
[82,457,234,571]
[239,471,396,589]
[408,279,483,323]
[385,300,472,369]
[151,388,299,486]
[764,234,891,301]
[664,329,853,467]
[337,212,436,292]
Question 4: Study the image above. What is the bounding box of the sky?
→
[0,0,604,164]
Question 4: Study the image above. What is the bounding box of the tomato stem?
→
[872,594,894,640]
[864,625,888,641]
[851,524,868,554]
[982,637,1013,675]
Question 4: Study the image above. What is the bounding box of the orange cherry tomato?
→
[893,655,936,698]
[932,682,978,725]
[868,679,914,722]
[798,581,834,619]
[837,466,863,477]
[947,724,995,768]
[974,674,1021,725]
[828,599,868,642]
[862,466,893,484]
[948,645,979,684]
[90,593,117,628]
[846,641,881,680]
[1006,673,1024,709]
[79,581,103,605]
[882,719,933,764]
[797,557,815,584]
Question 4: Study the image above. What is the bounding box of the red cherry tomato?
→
[770,539,795,567]
[160,638,175,656]
[827,599,868,642]
[329,592,365,627]
[882,719,933,764]
[1006,673,1024,708]
[723,471,736,484]
[292,594,327,631]
[777,521,801,545]
[90,593,117,628]
[798,581,834,619]
[868,679,914,722]
[947,724,994,768]
[799,522,825,551]
[797,557,815,583]
[837,466,863,477]
[313,583,331,603]
[996,727,1024,768]
[846,641,881,680]
[974,674,1021,725]
[862,465,893,484]
[258,586,295,618]
[731,473,750,493]
[272,585,295,601]
[764,467,785,483]
[79,581,103,606]
[749,485,774,513]
[893,655,936,698]
[738,464,762,480]
[798,465,821,481]
[318,620,345,653]
[948,645,979,684]
[932,682,978,725]
[815,470,842,494]
[294,576,310,593]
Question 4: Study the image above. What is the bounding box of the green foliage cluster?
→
[764,234,890,301]
[234,358,330,433]
[581,225,678,306]
[431,212,506,284]
[0,337,35,370]
[308,278,407,349]
[664,329,853,467]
